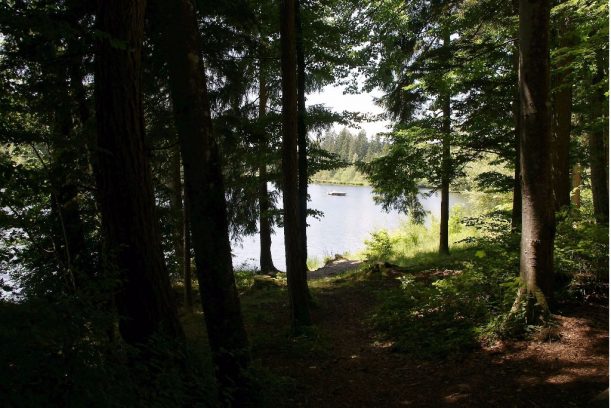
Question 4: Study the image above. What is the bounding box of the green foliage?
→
[370,203,609,356]
[362,207,478,265]
[370,210,524,356]
[372,272,483,357]
[363,231,395,262]
[234,269,257,292]
[0,296,217,408]
[555,208,609,302]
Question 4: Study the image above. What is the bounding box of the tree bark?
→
[511,115,522,230]
[183,190,193,314]
[551,18,573,212]
[153,0,251,399]
[93,0,183,345]
[281,0,311,330]
[517,0,555,323]
[439,33,451,256]
[511,37,522,230]
[257,55,277,274]
[296,0,311,280]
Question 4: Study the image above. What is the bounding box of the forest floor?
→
[234,259,609,407]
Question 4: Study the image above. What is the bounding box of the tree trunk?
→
[589,54,608,224]
[517,0,555,323]
[551,18,573,212]
[439,33,451,256]
[257,55,277,274]
[47,61,91,290]
[511,37,522,230]
[281,0,311,331]
[440,97,450,256]
[169,144,185,275]
[93,0,183,345]
[296,0,311,281]
[570,164,581,208]
[153,0,251,400]
[183,191,193,314]
[511,118,522,230]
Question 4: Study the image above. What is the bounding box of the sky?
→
[306,84,391,138]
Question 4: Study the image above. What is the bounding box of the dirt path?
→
[308,257,362,280]
[259,270,609,407]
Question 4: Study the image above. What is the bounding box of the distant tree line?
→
[318,128,388,163]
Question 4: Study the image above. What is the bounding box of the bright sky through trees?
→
[307,84,391,137]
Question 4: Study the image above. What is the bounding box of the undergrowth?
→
[362,206,477,265]
[367,206,607,358]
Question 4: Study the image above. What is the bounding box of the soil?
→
[256,259,609,407]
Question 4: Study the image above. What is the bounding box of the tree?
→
[93,0,183,345]
[296,0,311,278]
[152,0,251,400]
[280,0,311,330]
[257,50,279,274]
[516,0,555,322]
[550,14,575,212]
[359,0,468,254]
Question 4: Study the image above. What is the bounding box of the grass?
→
[359,206,478,266]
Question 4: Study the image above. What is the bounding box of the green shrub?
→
[554,208,608,302]
[363,230,395,262]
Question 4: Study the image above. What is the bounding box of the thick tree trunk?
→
[257,58,277,274]
[439,33,451,256]
[93,0,183,345]
[153,0,250,399]
[589,56,608,224]
[517,0,555,323]
[281,0,311,330]
[296,0,311,280]
[551,19,573,212]
[570,164,581,208]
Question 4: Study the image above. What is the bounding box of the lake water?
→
[231,183,466,271]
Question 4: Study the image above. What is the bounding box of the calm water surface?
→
[231,183,466,271]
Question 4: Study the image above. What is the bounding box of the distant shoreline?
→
[309,178,368,187]
[309,179,438,191]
